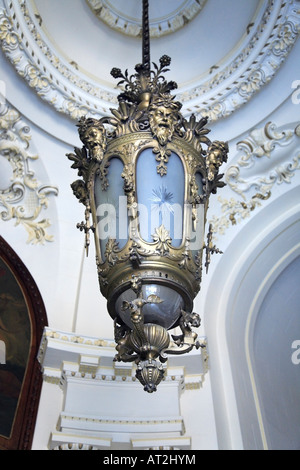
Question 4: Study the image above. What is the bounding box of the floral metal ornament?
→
[67,0,228,392]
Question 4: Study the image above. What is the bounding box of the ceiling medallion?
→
[86,0,206,38]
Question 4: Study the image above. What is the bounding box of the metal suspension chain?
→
[142,0,150,76]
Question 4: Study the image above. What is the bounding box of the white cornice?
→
[38,327,208,450]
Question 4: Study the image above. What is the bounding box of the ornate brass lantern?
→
[67,1,228,392]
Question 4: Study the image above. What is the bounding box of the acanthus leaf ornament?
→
[151,225,172,255]
[104,238,120,267]
[182,114,212,152]
[152,146,171,176]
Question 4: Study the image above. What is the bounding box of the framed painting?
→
[0,236,48,450]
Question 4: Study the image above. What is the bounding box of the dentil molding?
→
[0,0,299,121]
[86,0,207,38]
[38,327,208,450]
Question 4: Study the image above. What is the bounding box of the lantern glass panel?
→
[94,157,128,260]
[136,148,184,247]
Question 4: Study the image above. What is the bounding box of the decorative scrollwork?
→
[165,309,203,355]
[2,1,299,124]
[210,122,300,239]
[0,100,58,244]
[104,238,120,266]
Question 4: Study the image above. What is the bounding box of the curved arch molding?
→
[0,0,299,121]
[204,186,300,449]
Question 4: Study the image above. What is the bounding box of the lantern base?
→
[116,283,184,330]
[113,275,202,392]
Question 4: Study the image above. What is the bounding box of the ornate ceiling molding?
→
[182,0,300,121]
[0,98,58,243]
[86,0,207,38]
[0,0,299,122]
[210,121,300,237]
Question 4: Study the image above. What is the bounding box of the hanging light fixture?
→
[67,0,228,393]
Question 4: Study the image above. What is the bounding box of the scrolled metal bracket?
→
[76,205,95,256]
[204,223,223,273]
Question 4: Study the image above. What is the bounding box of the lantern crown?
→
[110,55,179,112]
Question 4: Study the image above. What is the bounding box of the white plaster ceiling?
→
[2,0,299,120]
[31,0,259,86]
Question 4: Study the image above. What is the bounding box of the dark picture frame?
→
[0,236,48,450]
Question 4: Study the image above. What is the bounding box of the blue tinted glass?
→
[94,157,128,259]
[136,148,184,247]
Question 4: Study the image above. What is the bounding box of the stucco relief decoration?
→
[0,100,58,243]
[0,0,299,122]
[210,122,300,236]
[86,0,207,38]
